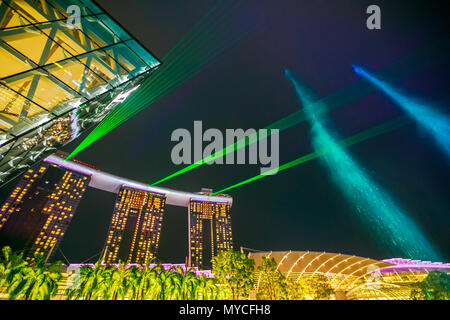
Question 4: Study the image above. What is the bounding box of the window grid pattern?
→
[26,167,90,262]
[102,187,166,264]
[0,163,49,229]
[0,0,160,186]
[189,200,233,268]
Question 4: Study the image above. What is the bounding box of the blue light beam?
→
[353,64,450,159]
[285,69,441,261]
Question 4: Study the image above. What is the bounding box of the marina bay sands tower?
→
[0,153,233,268]
[0,161,90,262]
[189,193,233,269]
[101,187,166,264]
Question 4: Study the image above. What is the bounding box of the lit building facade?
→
[101,187,166,264]
[189,199,233,269]
[0,153,234,265]
[0,161,89,261]
[0,0,160,186]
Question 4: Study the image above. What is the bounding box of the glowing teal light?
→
[285,69,441,261]
[353,64,450,159]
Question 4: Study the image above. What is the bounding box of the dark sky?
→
[1,0,449,264]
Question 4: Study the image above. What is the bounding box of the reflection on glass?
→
[4,71,77,111]
[0,0,160,186]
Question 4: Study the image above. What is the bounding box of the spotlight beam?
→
[150,39,449,186]
[353,65,450,158]
[283,71,440,261]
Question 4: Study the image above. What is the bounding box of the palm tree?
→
[102,261,135,300]
[125,265,141,299]
[66,262,109,300]
[148,265,177,300]
[0,246,28,295]
[172,266,198,300]
[130,260,157,300]
[196,276,218,300]
[7,253,62,300]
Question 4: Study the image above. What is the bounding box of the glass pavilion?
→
[0,0,160,185]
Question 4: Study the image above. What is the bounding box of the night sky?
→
[0,0,448,264]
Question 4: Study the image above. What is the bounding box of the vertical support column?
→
[187,202,191,268]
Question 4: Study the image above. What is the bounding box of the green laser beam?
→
[102,1,245,114]
[103,18,243,128]
[83,25,252,137]
[162,0,230,62]
[96,1,243,129]
[92,27,255,138]
[149,39,449,185]
[68,6,256,159]
[67,0,249,159]
[212,115,411,195]
[78,31,250,150]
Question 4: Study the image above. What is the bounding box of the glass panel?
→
[4,71,77,111]
[80,14,123,47]
[81,52,120,86]
[47,0,97,18]
[40,22,88,57]
[51,96,85,116]
[113,42,150,77]
[2,25,73,65]
[0,139,14,158]
[89,49,122,74]
[8,110,54,136]
[0,83,54,135]
[41,16,126,63]
[7,0,49,24]
[98,14,131,41]
[0,3,28,29]
[80,0,103,14]
[0,83,47,122]
[101,45,130,74]
[0,45,33,78]
[126,40,160,69]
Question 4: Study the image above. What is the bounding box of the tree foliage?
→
[0,247,62,300]
[256,257,285,300]
[254,257,335,300]
[1,246,342,300]
[410,271,450,300]
[212,250,255,299]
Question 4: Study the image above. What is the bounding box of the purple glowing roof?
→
[379,258,450,273]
